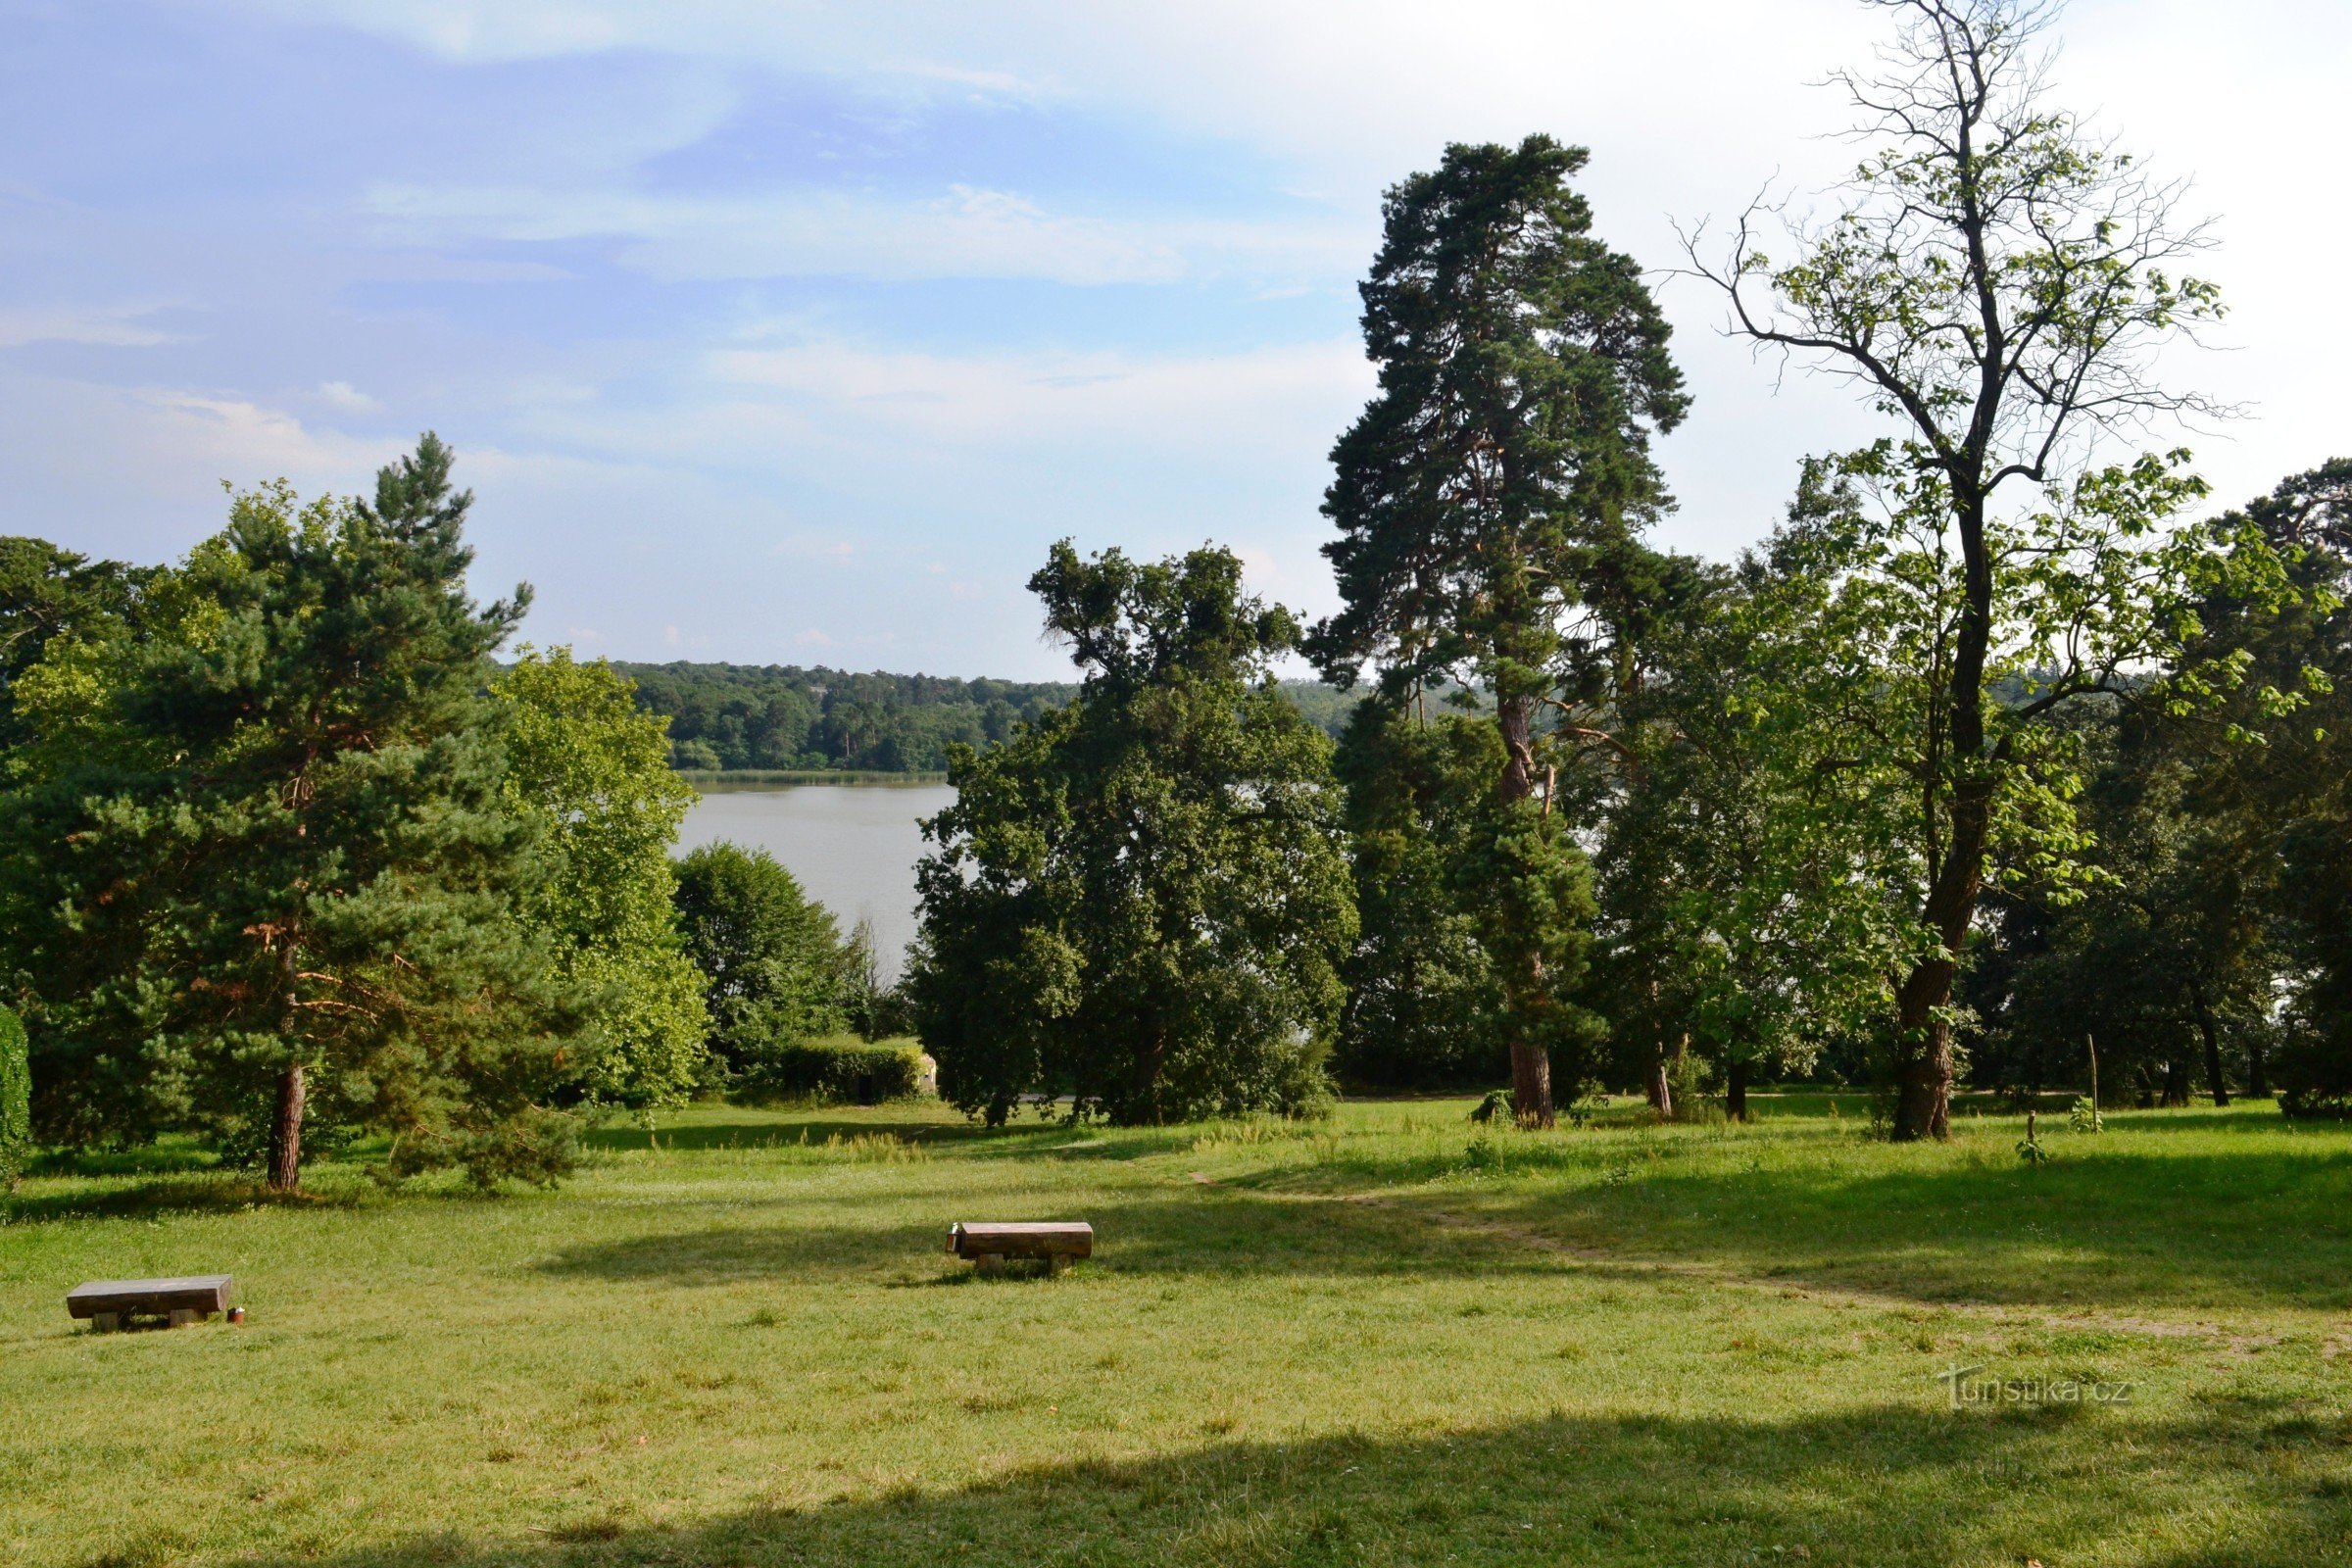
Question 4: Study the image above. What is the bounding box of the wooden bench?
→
[68,1275,233,1332]
[947,1222,1093,1276]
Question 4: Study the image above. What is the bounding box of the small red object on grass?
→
[227,1306,246,1324]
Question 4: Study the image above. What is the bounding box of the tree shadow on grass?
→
[1329,1141,2352,1315]
[195,1402,2348,1568]
[0,1175,349,1225]
[583,1116,1066,1155]
[532,1126,2352,1314]
[532,1185,1561,1288]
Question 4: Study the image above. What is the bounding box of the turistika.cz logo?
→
[1935,1364,2133,1410]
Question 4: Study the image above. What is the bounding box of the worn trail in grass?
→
[4,1097,2348,1567]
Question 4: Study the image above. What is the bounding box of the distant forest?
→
[616,662,1359,772]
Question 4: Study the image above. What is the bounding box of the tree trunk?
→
[1645,1042,1673,1120]
[1497,694,1554,1131]
[2188,981,2230,1107]
[1726,1058,1750,1122]
[2160,1056,2188,1108]
[1509,1039,1554,1130]
[268,1062,306,1192]
[1890,961,1956,1142]
[2247,1032,2269,1099]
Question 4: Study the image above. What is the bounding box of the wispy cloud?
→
[0,303,183,349]
[366,180,1357,286]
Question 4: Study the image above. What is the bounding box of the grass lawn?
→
[5,1094,2350,1567]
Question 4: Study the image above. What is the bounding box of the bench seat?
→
[948,1222,1093,1274]
[68,1275,233,1330]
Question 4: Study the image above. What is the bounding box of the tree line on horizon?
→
[1,0,2348,1195]
[618,659,1360,774]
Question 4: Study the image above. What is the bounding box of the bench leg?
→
[169,1308,199,1328]
[1048,1253,1071,1277]
[974,1252,1004,1276]
[91,1312,120,1334]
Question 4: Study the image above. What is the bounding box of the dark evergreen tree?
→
[1308,134,1687,1124]
[0,436,581,1190]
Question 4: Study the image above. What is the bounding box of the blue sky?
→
[4,0,2344,678]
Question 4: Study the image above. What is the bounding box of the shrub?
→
[744,1036,925,1105]
[2274,1027,2352,1120]
[0,1005,27,1189]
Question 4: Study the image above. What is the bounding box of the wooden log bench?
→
[67,1275,233,1332]
[947,1222,1093,1276]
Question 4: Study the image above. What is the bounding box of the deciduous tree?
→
[1687,0,2267,1137]
[909,543,1354,1126]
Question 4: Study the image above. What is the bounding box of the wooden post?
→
[2086,1034,2099,1116]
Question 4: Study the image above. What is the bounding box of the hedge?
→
[748,1036,926,1105]
[0,1005,28,1189]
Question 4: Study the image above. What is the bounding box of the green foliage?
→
[673,841,855,1082]
[908,541,1354,1126]
[2069,1097,2105,1134]
[1308,134,1685,1121]
[0,435,581,1186]
[496,647,710,1110]
[744,1035,924,1105]
[620,662,1360,774]
[618,661,1071,773]
[0,538,153,757]
[1331,705,1506,1090]
[0,1005,27,1189]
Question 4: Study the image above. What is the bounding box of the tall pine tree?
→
[2,436,581,1189]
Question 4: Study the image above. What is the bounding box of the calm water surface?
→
[675,783,955,972]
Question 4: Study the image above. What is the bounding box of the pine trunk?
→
[1509,1040,1554,1130]
[2189,982,2230,1107]
[268,1062,306,1192]
[1646,1046,1673,1120]
[1497,694,1554,1130]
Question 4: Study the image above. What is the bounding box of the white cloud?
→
[0,303,181,349]
[366,180,1356,286]
[316,379,382,413]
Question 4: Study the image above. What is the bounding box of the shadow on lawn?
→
[200,1402,2347,1568]
[1312,1140,2352,1315]
[583,1116,1064,1154]
[534,1184,1535,1287]
[542,1116,2352,1313]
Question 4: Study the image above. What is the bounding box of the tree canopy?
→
[908,541,1355,1125]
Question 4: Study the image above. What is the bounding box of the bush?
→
[2274,1027,2352,1120]
[0,1005,27,1190]
[743,1036,926,1105]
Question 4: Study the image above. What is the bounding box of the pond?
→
[674,782,956,975]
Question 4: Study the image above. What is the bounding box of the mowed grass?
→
[4,1096,2350,1568]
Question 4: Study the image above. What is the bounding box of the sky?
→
[3,0,2344,680]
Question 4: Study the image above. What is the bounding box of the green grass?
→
[4,1096,2349,1567]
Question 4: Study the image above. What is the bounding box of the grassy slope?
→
[3,1097,2348,1568]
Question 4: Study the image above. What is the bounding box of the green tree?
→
[1688,0,2277,1137]
[497,647,710,1111]
[0,538,152,757]
[908,542,1355,1126]
[672,842,853,1084]
[1330,704,1507,1091]
[1308,134,1688,1126]
[0,1004,27,1191]
[0,435,581,1190]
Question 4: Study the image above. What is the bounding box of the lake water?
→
[675,782,956,975]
